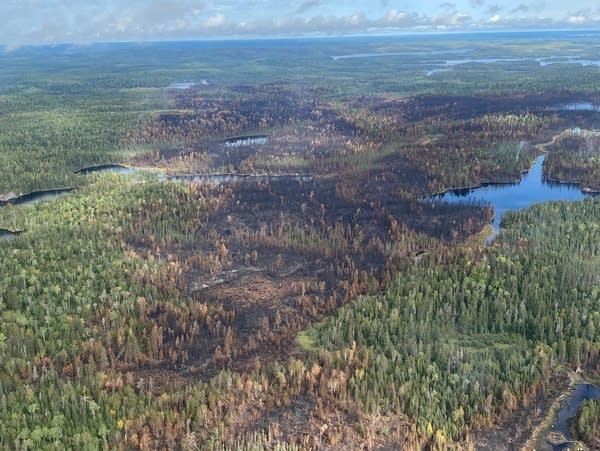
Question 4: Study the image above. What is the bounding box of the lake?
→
[5,155,592,245]
[430,155,593,243]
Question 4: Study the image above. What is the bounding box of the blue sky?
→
[2,0,600,48]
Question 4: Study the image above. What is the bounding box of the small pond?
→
[75,164,136,175]
[0,228,22,241]
[224,135,269,147]
[168,82,196,89]
[0,188,74,207]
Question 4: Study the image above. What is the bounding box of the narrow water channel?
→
[536,382,600,450]
[162,173,311,184]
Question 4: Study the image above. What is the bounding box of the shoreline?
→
[0,187,75,207]
[474,370,570,450]
[428,155,540,197]
[429,154,598,198]
[544,175,600,194]
[521,369,577,451]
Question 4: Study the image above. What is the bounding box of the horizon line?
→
[2,27,600,51]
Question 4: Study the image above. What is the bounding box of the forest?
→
[543,128,600,192]
[1,32,600,450]
[572,399,600,443]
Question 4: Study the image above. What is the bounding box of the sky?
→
[2,0,600,48]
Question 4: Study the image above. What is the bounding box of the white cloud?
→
[377,9,416,27]
[430,12,471,28]
[440,2,456,9]
[510,4,529,14]
[2,1,600,49]
[296,0,321,14]
[205,13,226,27]
[348,12,365,26]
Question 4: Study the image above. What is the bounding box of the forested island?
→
[1,32,600,450]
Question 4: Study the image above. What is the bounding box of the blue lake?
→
[431,155,594,243]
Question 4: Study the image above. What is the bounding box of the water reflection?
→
[430,156,593,243]
[0,228,22,241]
[0,188,74,207]
[224,136,269,147]
[553,102,600,112]
[75,164,136,175]
[537,383,600,451]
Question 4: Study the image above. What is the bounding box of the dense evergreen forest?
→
[1,33,600,449]
[544,128,600,191]
[302,199,600,447]
[572,399,600,443]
